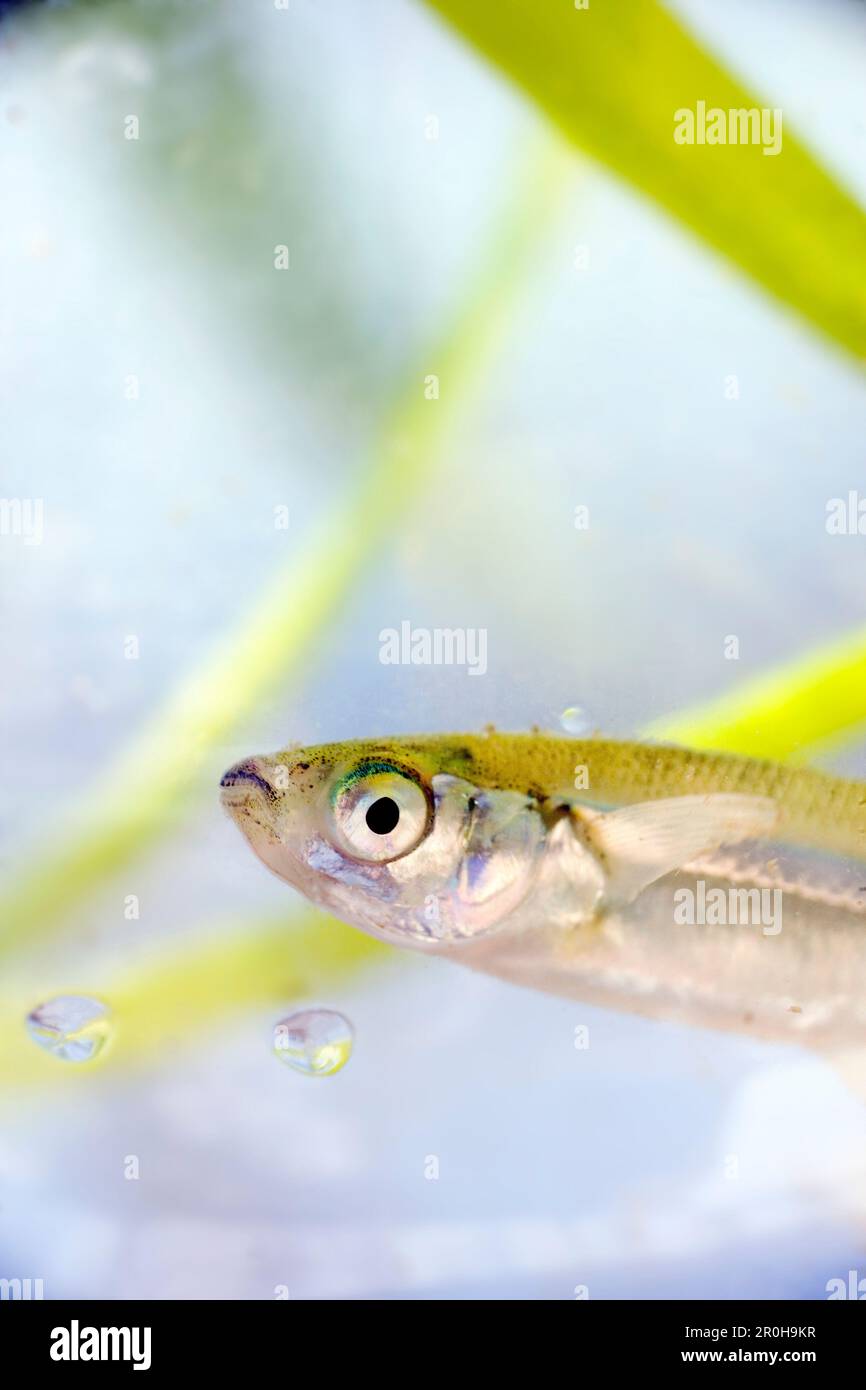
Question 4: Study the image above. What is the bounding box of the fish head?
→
[220,737,546,947]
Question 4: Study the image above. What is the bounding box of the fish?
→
[220,731,866,1077]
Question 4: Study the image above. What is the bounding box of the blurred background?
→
[2,0,866,1298]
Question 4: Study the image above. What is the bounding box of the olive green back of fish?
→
[295,733,866,863]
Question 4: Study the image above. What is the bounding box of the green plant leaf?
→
[648,624,866,762]
[425,0,866,361]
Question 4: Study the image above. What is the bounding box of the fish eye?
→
[331,762,430,863]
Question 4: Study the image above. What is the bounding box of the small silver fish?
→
[220,732,866,1080]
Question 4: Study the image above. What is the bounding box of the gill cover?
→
[422,777,546,940]
[318,769,546,945]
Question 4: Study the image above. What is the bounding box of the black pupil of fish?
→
[366,796,400,835]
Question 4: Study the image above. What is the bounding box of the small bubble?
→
[25,995,113,1063]
[560,706,591,735]
[272,1008,354,1077]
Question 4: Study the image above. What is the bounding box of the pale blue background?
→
[2,0,866,1298]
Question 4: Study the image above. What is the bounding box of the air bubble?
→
[272,1008,354,1077]
[560,706,591,735]
[26,995,113,1063]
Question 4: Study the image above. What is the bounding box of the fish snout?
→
[220,757,276,803]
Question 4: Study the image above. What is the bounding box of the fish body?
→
[220,733,866,1050]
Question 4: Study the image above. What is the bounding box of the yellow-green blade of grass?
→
[648,624,866,762]
[0,139,573,960]
[425,0,866,362]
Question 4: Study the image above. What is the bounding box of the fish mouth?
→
[220,757,276,811]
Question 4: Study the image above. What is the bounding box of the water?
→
[272,1008,354,1077]
[560,706,592,735]
[25,996,113,1063]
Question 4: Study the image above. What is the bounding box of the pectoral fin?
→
[574,794,779,909]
